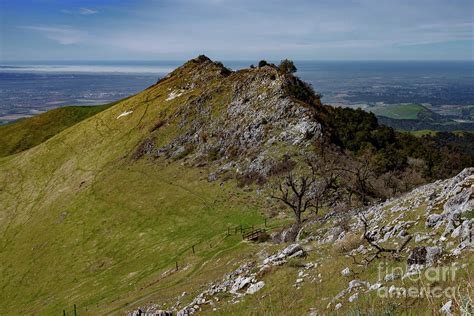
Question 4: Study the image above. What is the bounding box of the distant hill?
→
[369,103,474,131]
[369,103,431,120]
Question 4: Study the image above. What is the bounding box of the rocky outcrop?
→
[135,56,323,181]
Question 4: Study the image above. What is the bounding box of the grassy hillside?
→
[0,57,273,315]
[0,100,126,157]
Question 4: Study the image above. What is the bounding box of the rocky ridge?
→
[135,55,323,180]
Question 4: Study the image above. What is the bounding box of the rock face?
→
[343,167,474,259]
[135,56,323,180]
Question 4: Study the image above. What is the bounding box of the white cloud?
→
[61,8,98,15]
[79,8,98,15]
[20,26,88,45]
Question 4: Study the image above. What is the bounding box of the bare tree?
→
[270,163,320,225]
[357,211,412,265]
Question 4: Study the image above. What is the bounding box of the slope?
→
[129,168,473,315]
[0,100,125,158]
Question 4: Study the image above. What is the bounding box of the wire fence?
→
[62,217,290,314]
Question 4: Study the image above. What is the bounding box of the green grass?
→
[0,100,125,157]
[369,103,425,120]
[408,129,438,137]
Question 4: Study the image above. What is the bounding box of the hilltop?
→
[0,56,472,315]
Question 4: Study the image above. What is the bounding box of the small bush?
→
[278,59,297,74]
[207,147,221,161]
[258,60,268,67]
[284,80,316,103]
[236,171,267,187]
[257,231,270,243]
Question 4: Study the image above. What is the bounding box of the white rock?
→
[348,293,358,302]
[230,276,252,293]
[117,110,133,119]
[246,281,265,294]
[369,283,382,290]
[439,300,453,315]
[384,273,400,282]
[289,250,305,259]
[341,267,351,276]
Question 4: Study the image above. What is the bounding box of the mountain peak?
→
[135,59,324,180]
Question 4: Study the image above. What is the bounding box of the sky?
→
[0,0,473,61]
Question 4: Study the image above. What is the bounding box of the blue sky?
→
[0,0,473,61]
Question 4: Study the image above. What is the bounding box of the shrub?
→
[278,59,297,74]
[236,171,267,187]
[284,79,316,103]
[258,60,268,67]
[257,231,270,243]
[207,147,221,161]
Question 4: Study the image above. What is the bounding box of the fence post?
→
[240,224,243,233]
[63,310,66,316]
[175,261,178,271]
[227,227,230,236]
[74,304,77,316]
